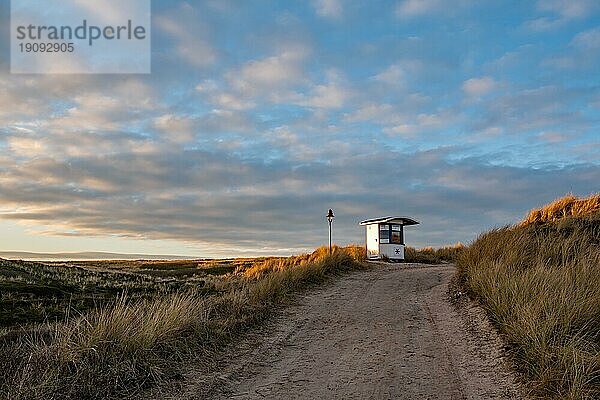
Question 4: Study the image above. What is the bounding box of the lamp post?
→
[326,209,335,254]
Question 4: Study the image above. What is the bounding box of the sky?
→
[0,0,599,257]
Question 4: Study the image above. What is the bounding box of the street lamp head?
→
[327,208,335,222]
[326,209,334,253]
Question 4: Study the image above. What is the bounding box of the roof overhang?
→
[359,216,420,226]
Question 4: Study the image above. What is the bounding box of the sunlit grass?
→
[520,193,600,227]
[0,245,366,399]
[458,194,600,399]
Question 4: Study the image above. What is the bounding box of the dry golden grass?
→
[458,193,600,400]
[404,243,465,264]
[243,245,365,279]
[520,193,600,227]
[247,246,364,305]
[0,245,366,399]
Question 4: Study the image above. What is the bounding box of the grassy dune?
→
[457,194,600,399]
[519,193,600,227]
[404,243,465,264]
[0,246,365,399]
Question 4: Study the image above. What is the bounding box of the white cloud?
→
[228,46,308,94]
[543,28,600,70]
[372,64,406,86]
[312,0,343,19]
[6,126,156,160]
[0,80,48,123]
[210,45,310,109]
[462,77,497,97]
[194,80,255,110]
[345,103,395,123]
[154,114,195,144]
[214,93,256,111]
[525,17,563,31]
[7,135,47,158]
[58,96,123,131]
[42,80,156,134]
[571,27,600,49]
[154,4,216,67]
[537,131,568,143]
[175,41,217,68]
[292,68,353,109]
[300,84,351,109]
[537,0,596,19]
[469,85,591,136]
[526,0,598,31]
[383,113,445,138]
[195,80,219,93]
[71,0,143,24]
[395,0,443,18]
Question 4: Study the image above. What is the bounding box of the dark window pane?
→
[379,224,389,242]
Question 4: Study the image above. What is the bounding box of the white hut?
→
[359,216,420,260]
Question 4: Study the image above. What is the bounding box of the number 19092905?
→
[19,42,74,53]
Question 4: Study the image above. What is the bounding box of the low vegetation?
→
[404,243,465,264]
[0,246,366,399]
[0,258,279,331]
[457,194,600,400]
[0,259,198,330]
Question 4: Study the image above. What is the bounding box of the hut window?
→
[379,224,389,243]
[391,224,403,244]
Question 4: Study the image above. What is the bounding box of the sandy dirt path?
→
[173,264,525,400]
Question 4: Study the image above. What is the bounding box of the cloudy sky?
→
[0,0,599,257]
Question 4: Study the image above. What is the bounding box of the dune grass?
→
[0,246,366,399]
[457,194,600,399]
[520,193,600,227]
[404,243,465,264]
[246,245,365,304]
